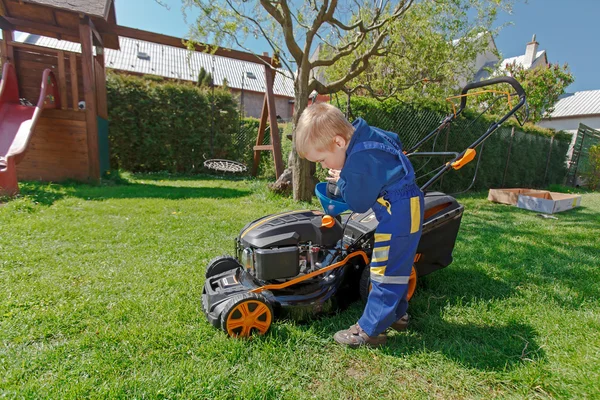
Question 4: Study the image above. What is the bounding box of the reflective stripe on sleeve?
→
[370,274,410,284]
[371,246,390,263]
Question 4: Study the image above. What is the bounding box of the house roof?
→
[16,33,296,98]
[501,50,546,69]
[22,0,113,20]
[473,60,498,82]
[473,50,548,82]
[546,90,600,119]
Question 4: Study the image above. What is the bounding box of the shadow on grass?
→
[385,319,542,371]
[270,267,539,371]
[128,172,250,182]
[275,199,598,371]
[459,205,600,304]
[16,180,252,207]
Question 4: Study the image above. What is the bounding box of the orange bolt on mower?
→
[202,77,527,338]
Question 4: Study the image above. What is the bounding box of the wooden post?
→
[264,66,284,179]
[0,37,7,64]
[1,29,14,64]
[79,17,100,182]
[95,46,108,119]
[69,53,78,110]
[501,127,515,188]
[57,51,68,110]
[251,63,284,179]
[252,95,271,176]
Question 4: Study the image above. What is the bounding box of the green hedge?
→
[337,96,570,191]
[106,73,241,173]
[105,72,570,190]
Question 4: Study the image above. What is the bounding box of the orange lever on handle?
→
[450,148,476,170]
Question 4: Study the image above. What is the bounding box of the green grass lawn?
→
[1,175,599,399]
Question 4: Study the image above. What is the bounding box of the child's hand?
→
[327,169,340,182]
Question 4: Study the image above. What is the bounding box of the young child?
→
[295,103,424,348]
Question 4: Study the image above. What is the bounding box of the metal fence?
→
[328,92,570,192]
[566,123,600,186]
[231,92,571,191]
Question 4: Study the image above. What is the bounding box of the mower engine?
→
[236,211,345,282]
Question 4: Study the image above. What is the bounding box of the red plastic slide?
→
[0,62,60,196]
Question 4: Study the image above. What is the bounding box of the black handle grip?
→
[459,76,525,111]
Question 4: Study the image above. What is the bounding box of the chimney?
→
[524,34,539,68]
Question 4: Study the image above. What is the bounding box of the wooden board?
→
[16,110,89,182]
[12,46,83,109]
[2,0,119,50]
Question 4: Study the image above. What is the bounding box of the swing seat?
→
[204,159,247,173]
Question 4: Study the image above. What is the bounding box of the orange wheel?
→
[221,293,273,338]
[359,265,418,302]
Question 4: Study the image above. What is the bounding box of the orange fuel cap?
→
[321,215,335,228]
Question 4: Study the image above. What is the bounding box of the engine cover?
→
[238,210,343,249]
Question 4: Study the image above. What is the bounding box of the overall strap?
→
[348,133,416,194]
[349,141,404,159]
[349,135,409,177]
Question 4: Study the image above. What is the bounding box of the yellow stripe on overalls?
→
[374,233,391,242]
[410,196,420,234]
[376,197,392,215]
[371,266,386,276]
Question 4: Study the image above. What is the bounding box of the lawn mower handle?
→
[419,77,527,192]
[405,77,526,156]
[457,76,525,114]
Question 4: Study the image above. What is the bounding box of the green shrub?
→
[585,144,600,190]
[107,73,239,173]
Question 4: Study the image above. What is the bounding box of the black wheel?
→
[221,293,273,338]
[359,264,418,302]
[359,266,371,303]
[205,255,241,279]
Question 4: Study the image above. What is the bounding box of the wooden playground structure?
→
[0,0,283,196]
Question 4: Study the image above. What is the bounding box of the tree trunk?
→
[272,68,315,202]
[291,88,313,201]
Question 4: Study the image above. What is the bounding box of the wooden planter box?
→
[488,188,582,214]
[487,188,550,206]
[516,191,582,214]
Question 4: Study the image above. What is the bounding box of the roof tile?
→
[23,0,111,19]
[16,33,295,98]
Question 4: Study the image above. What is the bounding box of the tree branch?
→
[311,34,366,67]
[197,8,295,79]
[262,0,303,63]
[311,29,388,94]
[305,0,337,55]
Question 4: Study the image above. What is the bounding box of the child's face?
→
[304,135,347,170]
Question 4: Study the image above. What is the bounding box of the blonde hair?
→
[295,103,354,158]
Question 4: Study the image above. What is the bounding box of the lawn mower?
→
[202,77,526,338]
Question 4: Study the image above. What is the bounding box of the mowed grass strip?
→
[1,175,598,399]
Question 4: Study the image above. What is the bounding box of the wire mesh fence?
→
[566,124,600,186]
[328,92,570,192]
[230,90,571,191]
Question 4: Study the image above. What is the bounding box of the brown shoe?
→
[333,324,387,348]
[390,314,409,331]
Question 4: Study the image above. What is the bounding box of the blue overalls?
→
[339,120,425,337]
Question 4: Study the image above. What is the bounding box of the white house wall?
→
[231,89,293,121]
[538,116,600,134]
